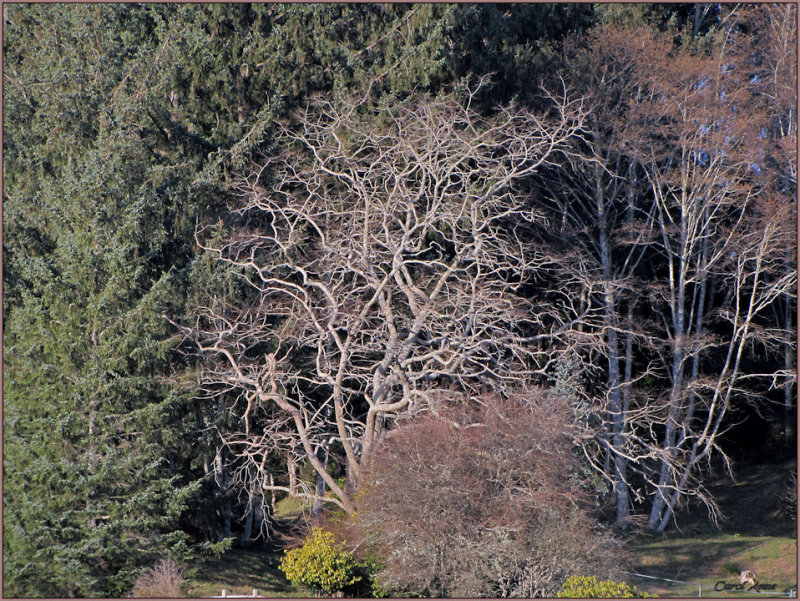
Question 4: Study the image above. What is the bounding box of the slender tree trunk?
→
[693,4,711,39]
[597,173,630,527]
[215,446,232,540]
[312,442,328,519]
[623,305,634,418]
[241,472,260,544]
[648,197,690,531]
[656,457,695,532]
[222,499,232,539]
[269,472,278,514]
[607,322,630,527]
[648,317,687,529]
[287,454,298,496]
[242,502,254,544]
[650,205,713,531]
[784,296,794,439]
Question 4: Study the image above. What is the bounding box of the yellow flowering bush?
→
[557,575,657,598]
[279,527,360,595]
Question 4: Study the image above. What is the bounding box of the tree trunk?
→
[215,446,232,540]
[242,503,254,544]
[785,296,794,439]
[241,472,261,544]
[606,318,630,527]
[692,4,710,39]
[597,172,630,528]
[312,442,328,519]
[269,472,278,514]
[287,454,298,496]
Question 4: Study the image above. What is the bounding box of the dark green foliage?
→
[5,4,518,594]
[445,4,595,103]
[2,172,202,594]
[3,4,205,596]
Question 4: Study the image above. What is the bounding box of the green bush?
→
[356,551,389,598]
[557,576,657,598]
[278,527,361,595]
[723,560,742,575]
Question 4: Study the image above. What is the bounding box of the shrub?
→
[355,392,624,597]
[279,527,361,595]
[557,575,657,598]
[131,558,184,598]
[355,551,389,598]
[722,560,742,575]
[318,512,388,598]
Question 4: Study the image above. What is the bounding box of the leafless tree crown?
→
[182,82,589,513]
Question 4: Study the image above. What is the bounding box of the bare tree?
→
[535,26,663,529]
[621,22,797,531]
[748,3,797,439]
[177,82,588,514]
[539,18,796,533]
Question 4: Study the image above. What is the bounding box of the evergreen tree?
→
[3,5,209,595]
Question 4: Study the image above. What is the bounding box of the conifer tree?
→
[3,5,209,595]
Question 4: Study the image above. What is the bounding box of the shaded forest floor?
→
[184,458,797,598]
[184,497,321,598]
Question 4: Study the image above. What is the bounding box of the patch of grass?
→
[627,535,796,598]
[271,494,339,521]
[272,495,311,522]
[624,460,797,598]
[184,548,307,598]
[726,537,797,587]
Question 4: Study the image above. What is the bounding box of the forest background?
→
[3,3,796,598]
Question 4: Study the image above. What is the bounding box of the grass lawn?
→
[183,547,307,598]
[627,534,796,597]
[183,497,313,598]
[626,458,797,598]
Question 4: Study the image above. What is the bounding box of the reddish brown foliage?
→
[352,392,622,597]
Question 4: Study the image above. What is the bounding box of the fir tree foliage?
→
[3,4,204,596]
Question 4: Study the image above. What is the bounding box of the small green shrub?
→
[557,575,657,598]
[279,527,360,595]
[723,560,742,575]
[357,551,389,598]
